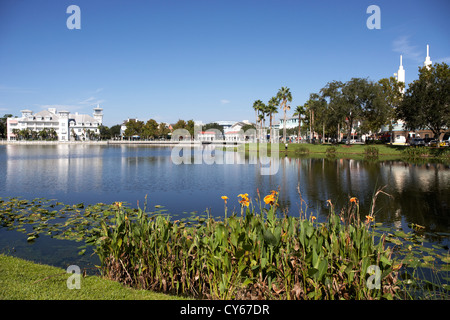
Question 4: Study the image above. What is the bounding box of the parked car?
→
[429,140,439,147]
[423,137,433,146]
[409,138,425,146]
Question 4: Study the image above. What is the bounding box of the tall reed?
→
[88,193,400,299]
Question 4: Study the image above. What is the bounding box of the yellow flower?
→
[239,198,250,207]
[264,194,275,205]
[237,193,250,207]
[221,196,228,204]
[349,197,357,203]
[114,201,123,208]
[270,190,278,195]
[311,216,316,222]
[365,215,374,223]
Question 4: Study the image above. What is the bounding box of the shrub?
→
[401,147,430,159]
[364,146,379,159]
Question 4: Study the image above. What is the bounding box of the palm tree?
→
[277,87,292,143]
[267,97,279,143]
[293,105,305,143]
[252,99,264,142]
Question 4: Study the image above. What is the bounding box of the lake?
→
[1,143,449,270]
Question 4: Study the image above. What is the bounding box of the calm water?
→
[1,144,449,269]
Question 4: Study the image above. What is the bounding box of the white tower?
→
[396,55,405,94]
[93,104,103,125]
[424,44,432,69]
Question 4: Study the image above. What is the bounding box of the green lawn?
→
[236,142,406,157]
[284,143,405,155]
[0,254,186,300]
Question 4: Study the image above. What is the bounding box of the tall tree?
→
[267,97,279,142]
[276,86,292,143]
[320,80,345,141]
[397,62,450,140]
[142,119,159,140]
[124,119,144,138]
[378,76,405,143]
[0,114,13,139]
[338,78,378,144]
[158,122,170,139]
[252,99,264,141]
[292,105,306,142]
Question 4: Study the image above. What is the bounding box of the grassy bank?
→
[230,143,450,161]
[0,254,184,300]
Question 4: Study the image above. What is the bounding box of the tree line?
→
[252,62,449,144]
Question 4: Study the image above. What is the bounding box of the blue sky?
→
[0,0,449,127]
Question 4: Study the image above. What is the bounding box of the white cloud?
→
[38,96,105,113]
[79,96,105,105]
[392,36,422,63]
[220,99,230,104]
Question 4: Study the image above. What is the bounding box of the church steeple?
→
[424,44,432,69]
[396,55,405,94]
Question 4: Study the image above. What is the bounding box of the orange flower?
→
[221,196,228,204]
[349,197,357,203]
[311,216,316,222]
[326,199,332,207]
[239,198,250,207]
[270,190,279,195]
[238,193,250,207]
[264,194,275,205]
[365,215,374,223]
[114,201,123,208]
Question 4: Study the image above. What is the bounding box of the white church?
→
[383,44,436,144]
[7,105,104,142]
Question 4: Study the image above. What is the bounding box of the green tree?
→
[203,122,224,134]
[157,122,170,139]
[337,78,379,144]
[109,125,121,139]
[267,97,279,142]
[276,86,292,143]
[0,114,13,139]
[293,105,306,142]
[320,80,346,141]
[124,119,144,138]
[397,62,450,141]
[377,76,405,143]
[142,119,159,140]
[186,120,195,138]
[98,125,111,140]
[172,119,187,131]
[252,100,265,141]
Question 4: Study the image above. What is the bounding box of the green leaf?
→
[263,229,277,247]
[317,260,328,281]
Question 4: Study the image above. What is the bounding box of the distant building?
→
[7,106,103,142]
[279,116,302,129]
[382,45,449,143]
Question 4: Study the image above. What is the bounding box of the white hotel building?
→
[7,106,104,142]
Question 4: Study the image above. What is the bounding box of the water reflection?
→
[0,145,449,235]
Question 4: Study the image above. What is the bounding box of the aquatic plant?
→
[0,193,448,300]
